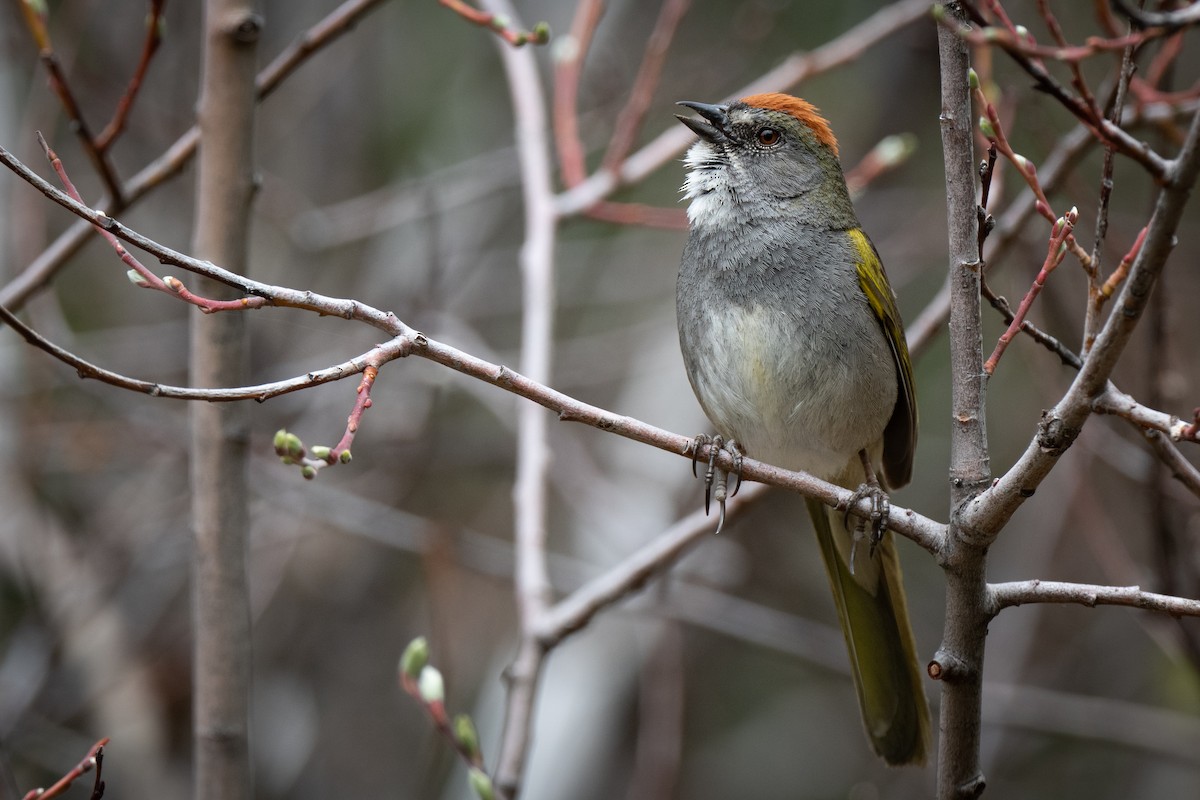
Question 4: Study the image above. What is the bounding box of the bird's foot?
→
[690,434,743,534]
[843,451,890,570]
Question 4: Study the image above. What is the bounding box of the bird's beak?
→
[675,101,729,143]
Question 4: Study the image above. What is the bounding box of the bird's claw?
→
[844,482,890,560]
[689,434,743,534]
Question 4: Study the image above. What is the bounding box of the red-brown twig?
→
[18,0,125,204]
[331,364,378,456]
[95,0,167,152]
[552,0,606,188]
[36,132,266,314]
[941,2,1171,178]
[963,17,1164,65]
[438,0,549,47]
[600,0,691,174]
[1099,224,1147,300]
[972,80,1094,270]
[1035,0,1100,117]
[22,737,109,800]
[984,207,1077,375]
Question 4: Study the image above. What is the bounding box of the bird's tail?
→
[805,495,931,765]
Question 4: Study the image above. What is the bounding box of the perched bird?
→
[675,93,930,765]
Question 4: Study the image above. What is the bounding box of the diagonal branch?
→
[962,107,1200,541]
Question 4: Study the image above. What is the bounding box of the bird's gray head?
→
[676,93,854,229]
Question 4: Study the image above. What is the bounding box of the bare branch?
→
[1092,385,1200,444]
[0,303,401,401]
[990,580,1200,617]
[1144,430,1200,499]
[942,2,1172,178]
[964,107,1200,538]
[0,0,396,312]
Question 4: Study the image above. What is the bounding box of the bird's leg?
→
[844,450,890,561]
[689,435,743,534]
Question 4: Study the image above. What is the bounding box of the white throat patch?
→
[681,141,737,229]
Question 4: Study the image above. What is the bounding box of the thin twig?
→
[1084,32,1137,350]
[1,0,396,312]
[600,0,691,173]
[17,1,125,203]
[983,207,1077,375]
[95,0,167,151]
[963,106,1200,541]
[36,133,266,313]
[990,580,1200,617]
[438,0,549,46]
[552,0,606,188]
[21,738,110,800]
[0,302,404,401]
[943,2,1171,178]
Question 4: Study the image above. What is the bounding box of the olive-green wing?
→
[847,228,917,489]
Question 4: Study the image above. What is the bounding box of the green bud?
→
[400,636,429,681]
[310,445,331,461]
[339,449,353,464]
[126,269,149,286]
[301,464,317,480]
[532,21,550,43]
[454,714,480,760]
[468,768,496,800]
[285,433,304,459]
[1015,24,1029,39]
[273,429,289,455]
[418,665,444,704]
[491,13,510,31]
[978,116,996,139]
[930,4,946,21]
[24,0,48,17]
[968,68,979,90]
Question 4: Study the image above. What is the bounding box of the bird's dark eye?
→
[756,127,781,146]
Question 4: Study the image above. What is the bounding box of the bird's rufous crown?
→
[740,93,839,156]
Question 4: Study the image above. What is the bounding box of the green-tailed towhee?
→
[675,93,930,765]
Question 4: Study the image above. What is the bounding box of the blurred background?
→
[1,1,1198,797]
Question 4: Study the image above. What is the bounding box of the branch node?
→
[928,647,976,682]
[1035,410,1080,456]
